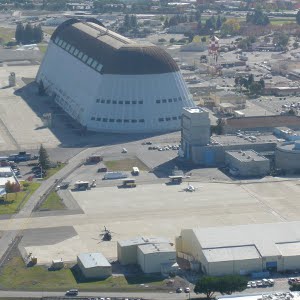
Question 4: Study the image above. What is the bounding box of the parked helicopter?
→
[100,226,115,241]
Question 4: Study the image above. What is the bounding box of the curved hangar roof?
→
[51,19,179,75]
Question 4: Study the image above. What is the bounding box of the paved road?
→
[0,290,189,299]
[0,146,98,263]
[0,137,177,262]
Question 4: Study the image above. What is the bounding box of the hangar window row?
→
[158,116,181,122]
[156,97,182,104]
[96,99,144,105]
[90,117,145,123]
[54,37,103,73]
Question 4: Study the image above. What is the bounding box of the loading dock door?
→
[204,150,215,166]
[266,261,277,271]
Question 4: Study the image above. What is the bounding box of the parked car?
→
[65,289,78,296]
[262,279,270,286]
[176,287,183,293]
[184,287,190,293]
[256,280,263,287]
[288,278,296,284]
[268,279,274,286]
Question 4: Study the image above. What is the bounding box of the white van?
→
[132,167,140,175]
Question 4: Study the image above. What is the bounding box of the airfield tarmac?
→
[8,179,300,264]
[0,64,60,151]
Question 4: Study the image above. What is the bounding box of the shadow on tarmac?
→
[15,80,178,149]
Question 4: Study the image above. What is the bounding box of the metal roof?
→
[51,19,179,75]
[226,150,268,162]
[138,243,175,255]
[77,252,111,268]
[118,236,171,247]
[184,221,300,258]
[203,246,261,263]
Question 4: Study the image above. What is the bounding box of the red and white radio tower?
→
[208,35,220,66]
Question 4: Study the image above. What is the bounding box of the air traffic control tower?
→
[181,107,211,160]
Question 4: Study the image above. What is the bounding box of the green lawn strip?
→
[44,163,66,180]
[38,44,48,54]
[0,182,40,215]
[105,158,149,172]
[39,191,65,211]
[0,256,166,292]
[0,27,15,44]
[270,18,295,25]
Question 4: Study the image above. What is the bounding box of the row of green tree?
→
[118,14,138,34]
[194,275,248,299]
[15,23,43,45]
[164,14,226,35]
[235,74,265,95]
[246,8,270,26]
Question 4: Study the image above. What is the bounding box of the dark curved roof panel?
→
[50,19,179,75]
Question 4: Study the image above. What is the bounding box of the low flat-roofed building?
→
[190,133,276,167]
[176,222,300,276]
[137,243,176,274]
[209,91,246,109]
[223,115,300,134]
[276,141,300,173]
[117,236,172,265]
[0,167,18,188]
[77,252,111,279]
[202,245,261,276]
[225,149,270,177]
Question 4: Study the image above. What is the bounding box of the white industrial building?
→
[77,252,112,279]
[276,141,300,174]
[137,243,176,274]
[36,19,195,133]
[180,107,211,160]
[225,150,270,177]
[117,236,176,274]
[176,222,300,276]
[0,167,16,187]
[0,167,19,196]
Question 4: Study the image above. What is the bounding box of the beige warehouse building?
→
[117,236,172,265]
[137,243,176,274]
[176,222,300,276]
[77,252,112,279]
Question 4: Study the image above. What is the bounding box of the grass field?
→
[38,44,48,54]
[0,255,167,291]
[0,27,15,44]
[44,163,66,180]
[0,182,40,215]
[270,18,295,25]
[105,158,150,172]
[38,191,65,211]
[43,28,55,36]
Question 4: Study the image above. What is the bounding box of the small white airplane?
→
[184,183,196,192]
